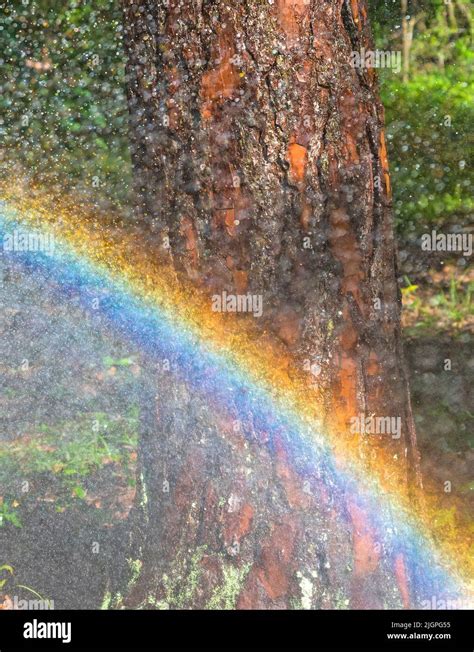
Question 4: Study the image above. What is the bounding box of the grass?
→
[402,267,473,336]
[0,408,138,510]
[0,500,22,528]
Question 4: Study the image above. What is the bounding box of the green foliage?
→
[0,501,22,528]
[0,563,52,606]
[0,0,131,203]
[382,64,473,234]
[0,564,14,588]
[0,409,138,496]
[103,355,135,368]
[402,273,473,334]
[373,1,473,234]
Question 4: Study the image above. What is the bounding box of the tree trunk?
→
[116,0,421,609]
[401,0,416,84]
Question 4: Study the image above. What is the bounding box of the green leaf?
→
[0,564,14,589]
[72,485,86,499]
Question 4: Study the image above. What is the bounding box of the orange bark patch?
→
[338,353,358,416]
[329,208,365,312]
[277,0,311,40]
[300,200,312,231]
[214,208,237,237]
[223,503,254,546]
[367,351,380,377]
[200,33,241,120]
[339,316,358,351]
[238,516,300,607]
[256,517,299,600]
[224,208,237,235]
[287,142,307,185]
[350,0,360,27]
[233,269,248,294]
[378,130,391,197]
[239,503,254,536]
[313,30,334,60]
[345,132,360,164]
[287,138,312,229]
[326,143,340,188]
[338,93,361,164]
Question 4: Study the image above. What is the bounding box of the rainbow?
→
[0,187,471,609]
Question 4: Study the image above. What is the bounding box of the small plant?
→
[0,409,139,505]
[0,564,53,609]
[0,500,22,528]
[402,272,473,335]
[0,564,14,589]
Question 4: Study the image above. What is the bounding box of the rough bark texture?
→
[117,0,421,609]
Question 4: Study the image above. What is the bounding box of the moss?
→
[298,575,314,610]
[154,546,207,610]
[139,473,149,524]
[127,558,143,592]
[334,589,350,610]
[289,597,304,610]
[100,591,112,610]
[109,592,123,609]
[206,563,251,610]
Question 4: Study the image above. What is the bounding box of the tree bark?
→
[116,0,421,609]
